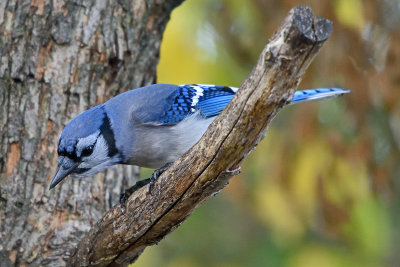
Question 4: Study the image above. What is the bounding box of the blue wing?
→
[137,84,349,125]
[160,84,238,124]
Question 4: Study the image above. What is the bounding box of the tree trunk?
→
[0,0,183,266]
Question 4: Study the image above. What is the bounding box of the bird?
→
[49,84,350,198]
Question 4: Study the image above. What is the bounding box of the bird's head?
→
[50,105,120,189]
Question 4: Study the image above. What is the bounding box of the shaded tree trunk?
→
[0,0,183,266]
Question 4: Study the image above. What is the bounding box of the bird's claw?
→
[119,192,129,214]
[119,162,173,213]
[147,162,173,194]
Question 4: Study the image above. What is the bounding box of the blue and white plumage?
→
[49,84,350,189]
[291,88,349,103]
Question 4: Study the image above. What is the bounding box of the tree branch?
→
[69,6,332,266]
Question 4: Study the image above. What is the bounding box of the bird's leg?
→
[148,162,173,193]
[119,162,173,213]
[119,178,151,213]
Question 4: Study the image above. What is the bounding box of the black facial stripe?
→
[100,111,118,157]
[75,167,90,174]
[58,152,79,162]
[58,142,79,160]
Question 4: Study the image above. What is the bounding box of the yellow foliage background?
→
[136,0,399,266]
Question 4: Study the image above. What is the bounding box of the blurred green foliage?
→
[136,0,400,266]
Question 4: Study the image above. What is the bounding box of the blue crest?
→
[58,105,105,157]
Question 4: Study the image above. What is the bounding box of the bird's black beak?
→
[49,157,79,189]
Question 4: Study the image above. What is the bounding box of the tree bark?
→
[69,6,333,267]
[0,0,183,266]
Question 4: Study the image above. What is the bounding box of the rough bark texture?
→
[0,0,183,266]
[69,6,333,267]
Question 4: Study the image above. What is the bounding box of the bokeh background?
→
[136,0,400,266]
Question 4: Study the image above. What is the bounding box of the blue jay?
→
[50,84,350,194]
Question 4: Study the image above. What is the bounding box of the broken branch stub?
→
[69,6,332,266]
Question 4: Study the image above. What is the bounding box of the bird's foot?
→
[119,162,173,213]
[119,178,151,214]
[148,162,173,194]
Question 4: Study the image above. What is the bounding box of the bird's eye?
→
[81,145,94,157]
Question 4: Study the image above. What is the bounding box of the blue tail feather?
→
[291,88,351,104]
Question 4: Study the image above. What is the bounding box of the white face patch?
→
[79,135,109,164]
[76,131,100,157]
[72,135,119,177]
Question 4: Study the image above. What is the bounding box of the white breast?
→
[128,114,215,169]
